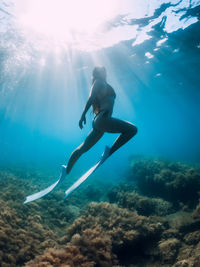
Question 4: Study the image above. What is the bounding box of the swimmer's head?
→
[92,66,107,82]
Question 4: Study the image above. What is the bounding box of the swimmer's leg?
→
[95,117,137,156]
[109,122,137,155]
[66,129,104,174]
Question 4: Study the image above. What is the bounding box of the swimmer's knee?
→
[133,125,138,136]
[129,124,138,137]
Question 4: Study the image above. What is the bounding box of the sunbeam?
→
[16,0,117,48]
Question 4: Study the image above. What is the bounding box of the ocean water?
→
[0,1,200,266]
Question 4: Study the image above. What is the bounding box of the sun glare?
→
[17,0,116,44]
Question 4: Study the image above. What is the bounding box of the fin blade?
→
[64,162,99,198]
[24,179,60,204]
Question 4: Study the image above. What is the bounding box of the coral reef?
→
[1,158,200,266]
[108,184,174,216]
[0,199,58,267]
[159,238,181,263]
[0,170,80,233]
[0,167,112,266]
[26,202,164,267]
[26,201,200,267]
[129,159,200,208]
[192,203,200,220]
[0,169,83,266]
[161,209,200,266]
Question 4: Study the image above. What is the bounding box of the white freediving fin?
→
[64,146,110,199]
[64,162,99,198]
[98,145,110,166]
[24,165,67,204]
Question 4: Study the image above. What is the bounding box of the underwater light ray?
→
[16,0,117,43]
[111,41,153,95]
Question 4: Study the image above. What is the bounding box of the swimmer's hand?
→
[79,115,86,129]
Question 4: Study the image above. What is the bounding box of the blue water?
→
[1,2,200,266]
[0,0,200,182]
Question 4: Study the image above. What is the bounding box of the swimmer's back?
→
[91,79,116,115]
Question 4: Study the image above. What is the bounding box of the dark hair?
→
[92,66,106,83]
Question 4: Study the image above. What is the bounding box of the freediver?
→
[24,66,138,203]
[62,66,137,177]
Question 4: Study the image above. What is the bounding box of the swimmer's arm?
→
[79,80,100,129]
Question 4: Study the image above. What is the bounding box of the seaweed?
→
[108,185,174,216]
[1,158,200,266]
[129,159,200,208]
[26,202,164,266]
